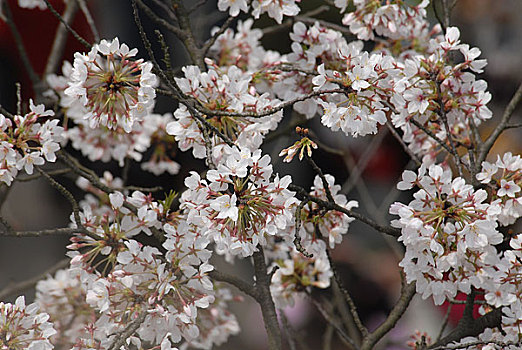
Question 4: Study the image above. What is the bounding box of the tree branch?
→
[360,281,416,350]
[44,0,80,77]
[0,258,69,300]
[253,248,282,350]
[479,81,522,164]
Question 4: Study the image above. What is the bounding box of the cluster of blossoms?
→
[274,21,349,118]
[2,0,521,349]
[166,64,282,161]
[209,19,282,76]
[391,159,522,348]
[0,296,56,350]
[48,58,178,174]
[180,145,297,257]
[64,38,157,132]
[334,0,430,41]
[16,0,48,10]
[0,100,63,185]
[217,0,300,24]
[477,152,522,225]
[35,269,94,349]
[60,175,239,349]
[269,248,332,308]
[389,27,491,164]
[391,164,503,305]
[268,174,356,308]
[312,40,391,137]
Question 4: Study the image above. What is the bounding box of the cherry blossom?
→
[65,38,157,132]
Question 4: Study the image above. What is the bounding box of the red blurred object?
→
[0,0,93,101]
[439,291,485,326]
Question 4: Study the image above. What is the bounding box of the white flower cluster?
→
[180,146,297,257]
[445,234,522,350]
[60,183,240,349]
[477,152,522,226]
[64,38,157,133]
[267,174,356,308]
[391,164,503,305]
[35,269,94,348]
[390,27,491,164]
[274,21,348,118]
[217,0,300,24]
[0,296,56,350]
[17,0,47,10]
[0,100,63,185]
[312,40,392,137]
[167,65,282,161]
[270,248,332,308]
[335,0,430,41]
[48,61,178,173]
[209,19,282,75]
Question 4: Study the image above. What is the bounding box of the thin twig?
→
[0,258,70,300]
[0,227,80,237]
[324,248,368,338]
[135,0,186,39]
[77,0,99,42]
[108,310,148,350]
[2,0,40,89]
[36,166,82,230]
[208,270,257,299]
[202,15,235,57]
[15,168,71,182]
[289,183,401,237]
[360,281,416,350]
[310,295,360,349]
[435,80,463,177]
[43,0,92,49]
[436,303,452,342]
[341,127,388,194]
[479,81,522,164]
[305,154,335,203]
[293,200,313,258]
[386,120,422,166]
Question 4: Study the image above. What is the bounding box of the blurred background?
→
[0,0,521,349]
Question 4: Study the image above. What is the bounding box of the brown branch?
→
[195,88,345,118]
[43,0,92,49]
[325,248,368,338]
[253,248,282,350]
[429,308,502,348]
[479,81,522,164]
[171,0,204,69]
[202,15,235,57]
[44,0,80,77]
[0,226,81,238]
[289,183,401,238]
[77,0,99,42]
[0,258,69,300]
[2,0,40,89]
[360,281,416,350]
[208,270,257,299]
[135,0,187,39]
[385,120,422,166]
[108,310,148,350]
